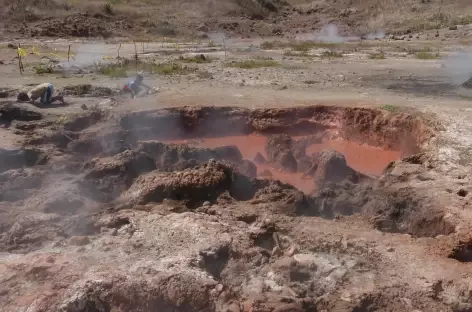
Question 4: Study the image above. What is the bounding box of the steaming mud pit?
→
[167,135,401,193]
[5,103,470,312]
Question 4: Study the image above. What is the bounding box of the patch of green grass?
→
[226,59,280,69]
[33,64,55,75]
[415,51,440,60]
[96,63,128,77]
[153,62,196,75]
[368,52,386,60]
[261,40,339,51]
[95,59,197,76]
[381,104,398,112]
[178,54,212,64]
[102,2,113,14]
[403,45,434,54]
[321,51,343,58]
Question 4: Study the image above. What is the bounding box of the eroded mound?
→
[0,105,457,312]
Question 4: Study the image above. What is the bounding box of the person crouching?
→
[17,83,64,105]
[123,73,152,98]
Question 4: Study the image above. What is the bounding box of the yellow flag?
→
[17,47,27,58]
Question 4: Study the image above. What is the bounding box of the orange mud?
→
[168,135,401,193]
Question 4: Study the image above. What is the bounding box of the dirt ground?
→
[3,26,472,312]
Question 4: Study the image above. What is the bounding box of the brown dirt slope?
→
[3,0,472,39]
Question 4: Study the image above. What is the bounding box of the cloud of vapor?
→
[316,24,346,43]
[442,47,472,86]
[58,43,114,70]
[365,29,385,40]
[296,24,370,43]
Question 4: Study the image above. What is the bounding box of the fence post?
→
[133,41,138,72]
[18,44,24,75]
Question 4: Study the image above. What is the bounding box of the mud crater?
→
[0,104,457,312]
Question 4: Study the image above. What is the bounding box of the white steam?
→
[365,29,385,40]
[316,24,345,43]
[59,43,115,69]
[296,24,384,43]
[442,47,472,86]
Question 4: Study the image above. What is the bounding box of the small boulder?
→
[313,149,359,186]
[213,145,243,162]
[266,134,298,172]
[278,150,298,172]
[69,236,90,246]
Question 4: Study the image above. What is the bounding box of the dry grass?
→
[261,40,339,51]
[321,51,343,58]
[368,52,386,59]
[5,0,472,43]
[226,58,280,69]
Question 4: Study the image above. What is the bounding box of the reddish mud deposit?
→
[169,135,400,193]
[2,103,465,312]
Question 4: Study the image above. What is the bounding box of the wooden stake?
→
[18,44,24,75]
[67,44,71,63]
[133,41,138,72]
[117,43,121,59]
[223,35,227,61]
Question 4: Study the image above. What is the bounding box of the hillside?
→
[2,0,472,39]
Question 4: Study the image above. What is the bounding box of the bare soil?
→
[3,8,472,310]
[3,0,472,40]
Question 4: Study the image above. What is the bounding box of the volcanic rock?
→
[312,149,359,186]
[266,134,298,172]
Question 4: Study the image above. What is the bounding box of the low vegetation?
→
[95,58,197,77]
[321,51,343,58]
[368,52,386,60]
[95,63,128,77]
[33,64,55,75]
[153,62,196,75]
[261,40,339,51]
[393,12,472,33]
[415,51,440,60]
[381,104,398,112]
[226,58,280,69]
[401,45,435,54]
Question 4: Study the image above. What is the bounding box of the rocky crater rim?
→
[120,105,431,154]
